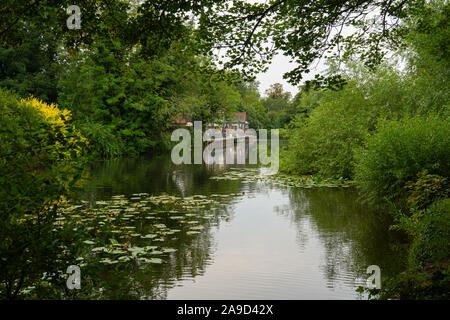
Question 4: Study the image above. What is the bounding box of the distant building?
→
[172,112,248,131]
[223,112,248,130]
[219,112,249,138]
[235,112,247,123]
[173,116,192,127]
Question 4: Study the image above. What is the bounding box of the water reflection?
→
[77,155,406,299]
[80,154,242,201]
[285,188,406,293]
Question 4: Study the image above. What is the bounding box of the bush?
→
[281,63,420,178]
[409,199,450,268]
[354,116,450,204]
[379,199,450,300]
[405,171,449,210]
[380,261,450,300]
[281,82,380,178]
[0,88,87,299]
[78,120,124,158]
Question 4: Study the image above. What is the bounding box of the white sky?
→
[256,54,327,98]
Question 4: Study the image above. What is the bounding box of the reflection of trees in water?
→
[273,189,311,252]
[153,228,218,299]
[76,155,408,298]
[79,154,249,201]
[285,188,407,289]
[82,204,236,300]
[76,155,248,299]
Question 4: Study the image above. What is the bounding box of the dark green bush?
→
[78,121,124,158]
[405,171,449,210]
[380,261,450,300]
[379,199,450,300]
[409,199,450,268]
[354,116,450,204]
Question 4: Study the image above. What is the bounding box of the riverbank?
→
[278,72,449,300]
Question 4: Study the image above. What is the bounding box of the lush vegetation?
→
[0,89,87,298]
[1,0,448,299]
[279,0,449,299]
[355,117,449,206]
[0,1,288,298]
[0,1,273,158]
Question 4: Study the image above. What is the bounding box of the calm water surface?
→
[80,154,406,299]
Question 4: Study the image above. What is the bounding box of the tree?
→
[236,80,267,129]
[199,0,427,87]
[262,83,293,128]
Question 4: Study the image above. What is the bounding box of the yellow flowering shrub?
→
[0,88,88,298]
[17,96,88,162]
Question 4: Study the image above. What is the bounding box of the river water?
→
[78,154,406,299]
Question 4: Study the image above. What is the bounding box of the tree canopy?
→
[196,0,428,87]
[1,0,433,88]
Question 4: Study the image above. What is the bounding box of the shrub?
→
[380,261,450,300]
[379,199,450,300]
[78,120,124,158]
[405,171,449,210]
[409,199,450,268]
[354,116,450,204]
[282,82,380,178]
[0,88,87,298]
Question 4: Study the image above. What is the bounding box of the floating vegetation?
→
[209,167,354,188]
[54,192,238,268]
[46,167,353,298]
[270,174,355,188]
[209,168,263,183]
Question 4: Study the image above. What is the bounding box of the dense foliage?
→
[354,117,450,205]
[56,38,243,157]
[280,0,449,299]
[0,0,448,300]
[0,3,263,157]
[0,89,87,299]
